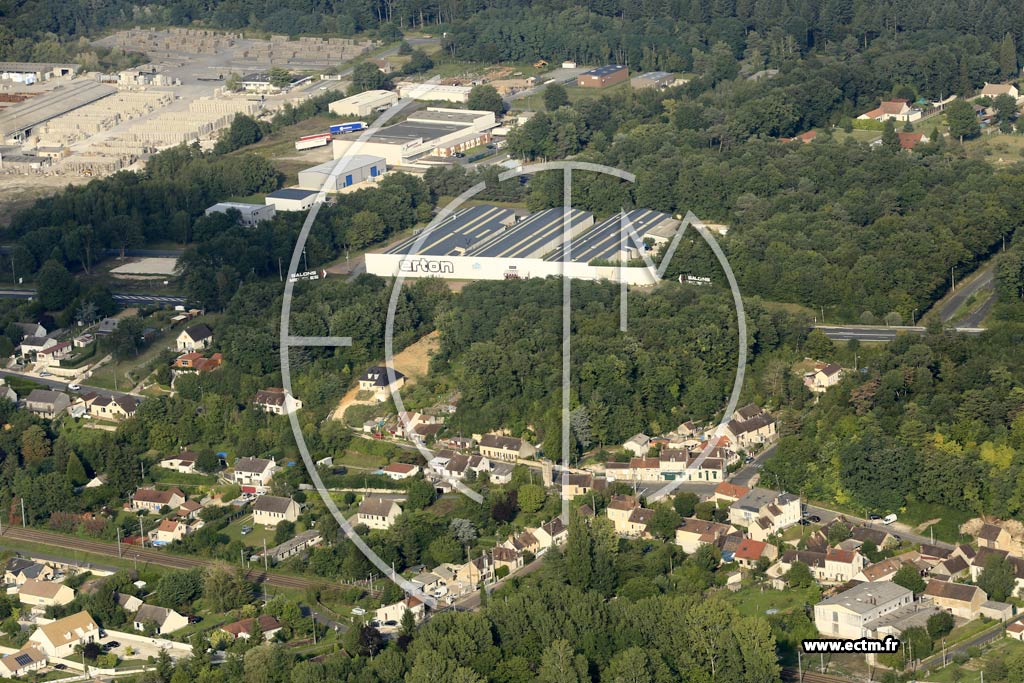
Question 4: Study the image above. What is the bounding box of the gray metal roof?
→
[336,119,466,144]
[0,80,115,138]
[544,208,673,263]
[266,188,318,200]
[582,65,626,77]
[818,581,912,614]
[384,205,516,256]
[465,207,593,258]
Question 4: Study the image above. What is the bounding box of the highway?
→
[814,325,926,342]
[936,261,996,326]
[0,289,186,306]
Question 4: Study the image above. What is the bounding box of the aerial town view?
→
[0,0,1024,682]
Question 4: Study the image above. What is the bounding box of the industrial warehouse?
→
[364,206,681,284]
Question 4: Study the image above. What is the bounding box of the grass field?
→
[724,585,819,617]
[335,449,389,470]
[899,501,973,544]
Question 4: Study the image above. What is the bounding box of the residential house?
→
[114,592,144,613]
[13,322,46,339]
[979,82,1022,103]
[728,488,801,541]
[478,434,536,461]
[735,538,778,568]
[855,558,905,583]
[133,604,188,634]
[492,546,523,574]
[28,611,100,658]
[814,582,914,639]
[221,615,282,641]
[261,530,322,564]
[173,352,223,374]
[850,525,898,549]
[357,497,402,530]
[254,388,302,415]
[1008,615,1024,641]
[0,382,16,404]
[778,550,828,582]
[148,519,190,545]
[17,580,75,609]
[0,646,47,678]
[825,548,867,583]
[606,495,640,535]
[724,413,777,450]
[252,496,301,527]
[976,523,1018,554]
[129,487,185,513]
[84,474,107,489]
[176,324,213,352]
[533,517,568,549]
[623,433,651,457]
[231,457,278,494]
[561,472,594,500]
[442,454,488,480]
[36,340,71,366]
[442,436,475,451]
[918,543,953,562]
[84,393,140,421]
[675,518,735,554]
[713,482,751,505]
[96,318,119,336]
[159,451,198,474]
[382,462,420,480]
[857,99,922,122]
[924,580,987,620]
[375,596,425,626]
[357,366,406,402]
[24,389,70,419]
[804,362,843,393]
[4,558,54,586]
[624,508,655,537]
[930,556,970,581]
[18,335,58,358]
[897,132,929,150]
[455,555,494,585]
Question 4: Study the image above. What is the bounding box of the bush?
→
[221,484,241,502]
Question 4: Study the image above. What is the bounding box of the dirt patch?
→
[390,330,439,380]
[912,518,941,533]
[0,175,92,227]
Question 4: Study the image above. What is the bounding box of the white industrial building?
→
[264,188,319,212]
[331,108,497,166]
[329,90,398,116]
[205,202,276,227]
[297,155,386,192]
[365,205,680,284]
[396,82,472,103]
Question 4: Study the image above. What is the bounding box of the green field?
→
[899,501,973,544]
[724,585,820,617]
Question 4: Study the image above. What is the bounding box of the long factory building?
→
[365,205,680,284]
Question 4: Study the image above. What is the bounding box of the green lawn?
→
[724,585,819,617]
[335,449,389,470]
[944,618,1000,648]
[150,467,217,488]
[899,501,973,544]
[222,514,307,552]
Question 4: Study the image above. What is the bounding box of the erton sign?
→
[399,258,454,274]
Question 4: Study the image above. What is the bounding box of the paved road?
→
[815,325,926,342]
[730,443,777,488]
[0,368,137,400]
[0,289,185,306]
[936,262,995,324]
[451,554,546,611]
[916,620,1005,673]
[801,504,954,550]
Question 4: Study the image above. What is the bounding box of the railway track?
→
[781,668,861,683]
[1,526,376,594]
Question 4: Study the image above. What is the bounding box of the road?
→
[0,526,374,593]
[935,261,996,325]
[916,620,1005,673]
[0,289,186,305]
[730,443,777,488]
[0,368,137,400]
[814,325,926,342]
[450,554,546,611]
[800,503,953,550]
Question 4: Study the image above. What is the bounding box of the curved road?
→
[936,262,996,326]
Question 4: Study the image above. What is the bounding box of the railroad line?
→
[781,668,861,683]
[1,527,377,594]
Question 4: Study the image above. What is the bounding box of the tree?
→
[36,259,78,310]
[602,647,671,683]
[999,33,1018,79]
[784,561,814,588]
[892,564,926,594]
[403,50,434,75]
[672,492,699,518]
[274,520,296,545]
[65,451,87,486]
[214,114,263,154]
[405,479,436,510]
[351,62,389,93]
[945,99,980,142]
[21,425,51,465]
[268,67,292,89]
[978,553,1016,602]
[155,568,203,608]
[543,83,569,110]
[647,504,682,541]
[400,607,417,639]
[203,564,251,612]
[467,85,505,115]
[243,643,293,683]
[565,510,593,589]
[993,93,1018,124]
[881,119,900,152]
[927,610,954,638]
[538,639,588,683]
[450,518,478,545]
[518,483,545,513]
[826,522,851,545]
[195,449,221,474]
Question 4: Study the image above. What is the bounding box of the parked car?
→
[797,518,811,526]
[106,641,121,649]
[351,607,366,616]
[453,152,466,158]
[54,664,67,670]
[868,514,882,521]
[882,514,898,525]
[384,620,397,627]
[67,383,81,391]
[240,526,252,535]
[188,616,202,624]
[39,371,52,377]
[807,515,821,523]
